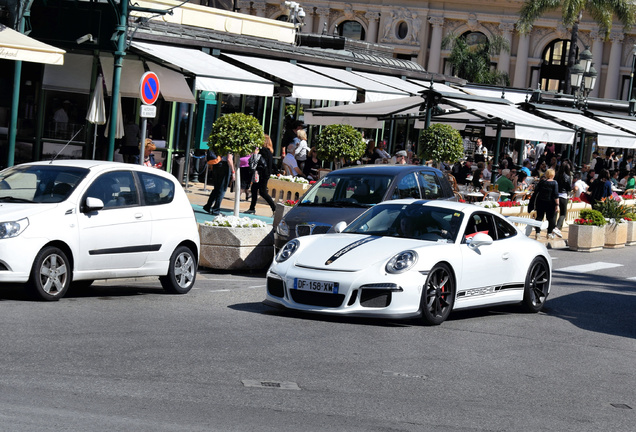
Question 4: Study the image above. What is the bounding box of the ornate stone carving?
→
[237,0,251,12]
[315,7,330,18]
[380,7,422,46]
[466,13,479,32]
[365,11,380,22]
[252,1,266,16]
[343,3,355,20]
[555,23,569,39]
[429,16,445,28]
[610,31,624,43]
[499,22,515,34]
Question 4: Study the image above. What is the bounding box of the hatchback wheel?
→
[28,246,70,301]
[160,246,197,294]
[420,263,455,325]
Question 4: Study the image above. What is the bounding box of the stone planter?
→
[604,222,627,249]
[267,178,310,204]
[626,221,636,246]
[568,224,605,252]
[499,206,523,216]
[198,224,274,270]
[273,202,293,228]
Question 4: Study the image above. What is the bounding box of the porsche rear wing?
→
[506,216,548,236]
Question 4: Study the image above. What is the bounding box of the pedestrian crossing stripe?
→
[556,262,624,273]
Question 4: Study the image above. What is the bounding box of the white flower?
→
[270,174,309,184]
[204,215,267,228]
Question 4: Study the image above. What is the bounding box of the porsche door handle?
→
[135,213,144,219]
[501,252,510,261]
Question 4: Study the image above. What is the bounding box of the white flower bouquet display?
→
[204,215,267,228]
[270,174,309,184]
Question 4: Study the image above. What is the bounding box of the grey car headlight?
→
[0,218,29,239]
[276,220,289,237]
[276,239,300,263]
[386,250,418,274]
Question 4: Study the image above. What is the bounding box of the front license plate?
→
[294,278,339,294]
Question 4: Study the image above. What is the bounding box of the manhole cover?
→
[241,380,301,390]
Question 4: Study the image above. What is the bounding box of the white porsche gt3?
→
[265,199,551,325]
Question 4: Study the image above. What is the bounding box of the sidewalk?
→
[183,182,570,249]
[183,181,275,225]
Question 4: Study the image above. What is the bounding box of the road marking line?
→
[627,277,636,281]
[556,262,623,273]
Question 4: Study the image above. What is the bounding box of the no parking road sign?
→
[140,72,160,105]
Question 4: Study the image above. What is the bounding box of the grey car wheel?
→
[160,246,197,294]
[29,246,70,301]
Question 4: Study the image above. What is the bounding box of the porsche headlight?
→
[276,239,300,263]
[0,218,29,239]
[386,250,418,274]
[276,220,289,237]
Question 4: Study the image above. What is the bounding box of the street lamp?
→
[570,46,597,110]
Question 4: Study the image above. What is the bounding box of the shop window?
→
[339,20,365,40]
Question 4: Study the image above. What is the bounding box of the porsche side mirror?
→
[83,196,104,213]
[467,233,493,250]
[333,221,347,233]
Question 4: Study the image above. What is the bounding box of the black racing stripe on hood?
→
[325,236,380,265]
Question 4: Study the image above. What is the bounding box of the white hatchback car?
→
[0,160,200,301]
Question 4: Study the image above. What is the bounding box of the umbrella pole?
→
[92,125,98,160]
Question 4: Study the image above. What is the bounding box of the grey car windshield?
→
[300,174,393,207]
[344,203,464,242]
[0,165,89,204]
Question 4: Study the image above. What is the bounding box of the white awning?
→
[132,41,274,97]
[596,115,636,136]
[299,64,407,102]
[439,99,576,144]
[304,96,423,128]
[100,55,146,98]
[224,53,356,102]
[0,23,65,65]
[351,71,427,95]
[460,86,532,104]
[147,62,195,104]
[407,79,467,94]
[539,109,636,149]
[43,53,92,94]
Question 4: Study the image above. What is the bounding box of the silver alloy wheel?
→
[39,253,68,296]
[174,250,196,288]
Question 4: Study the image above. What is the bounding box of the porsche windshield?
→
[299,173,392,207]
[344,203,464,242]
[0,165,89,203]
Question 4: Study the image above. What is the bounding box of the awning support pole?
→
[577,130,586,172]
[493,123,503,171]
[7,15,26,167]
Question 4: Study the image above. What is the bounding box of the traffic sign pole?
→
[138,72,160,166]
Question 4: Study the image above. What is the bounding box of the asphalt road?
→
[0,247,634,432]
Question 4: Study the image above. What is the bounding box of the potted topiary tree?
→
[418,123,464,169]
[315,124,366,170]
[208,112,264,217]
[594,197,629,248]
[568,208,607,252]
[199,113,273,271]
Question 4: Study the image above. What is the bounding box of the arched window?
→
[339,20,365,40]
[277,15,289,22]
[540,39,577,92]
[462,31,488,47]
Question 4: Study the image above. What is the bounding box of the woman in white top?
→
[294,129,309,169]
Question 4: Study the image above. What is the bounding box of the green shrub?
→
[418,123,464,164]
[593,197,628,221]
[208,113,264,157]
[577,209,607,226]
[315,124,366,163]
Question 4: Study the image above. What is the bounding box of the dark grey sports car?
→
[274,165,456,250]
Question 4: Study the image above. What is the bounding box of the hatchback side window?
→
[86,171,138,209]
[392,173,421,199]
[418,172,442,199]
[138,172,175,205]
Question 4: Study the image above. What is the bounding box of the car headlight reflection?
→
[386,250,418,274]
[276,239,300,263]
[276,220,289,237]
[0,218,29,239]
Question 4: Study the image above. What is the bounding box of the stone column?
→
[427,17,444,74]
[498,23,515,75]
[603,32,624,100]
[589,31,604,98]
[365,11,380,43]
[252,1,267,18]
[315,7,330,35]
[236,0,251,14]
[513,29,530,88]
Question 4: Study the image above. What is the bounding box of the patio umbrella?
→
[86,74,106,159]
[104,92,124,140]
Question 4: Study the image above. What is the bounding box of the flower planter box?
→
[626,221,636,246]
[604,222,627,249]
[268,178,310,204]
[568,224,605,252]
[273,202,293,228]
[198,225,274,270]
[499,206,523,216]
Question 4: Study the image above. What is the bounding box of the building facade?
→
[234,0,636,101]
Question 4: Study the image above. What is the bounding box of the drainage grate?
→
[610,403,632,409]
[241,380,301,390]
